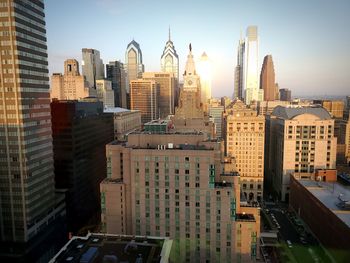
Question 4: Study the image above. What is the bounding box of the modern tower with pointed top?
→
[160,28,179,82]
[125,40,144,92]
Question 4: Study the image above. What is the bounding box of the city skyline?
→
[46,0,350,98]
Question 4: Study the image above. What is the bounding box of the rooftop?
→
[49,233,172,263]
[104,107,139,114]
[298,180,350,227]
[271,105,331,120]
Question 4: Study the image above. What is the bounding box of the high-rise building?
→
[100,133,260,262]
[125,40,144,93]
[223,100,265,202]
[279,88,291,101]
[241,26,264,105]
[208,104,224,139]
[345,119,350,166]
[50,59,96,100]
[160,28,179,82]
[266,106,337,201]
[142,72,176,118]
[96,79,115,108]
[0,1,67,261]
[260,55,278,101]
[130,79,159,123]
[106,61,127,108]
[82,48,104,88]
[233,35,244,100]
[197,52,212,109]
[51,99,114,233]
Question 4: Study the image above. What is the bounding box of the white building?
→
[96,79,115,108]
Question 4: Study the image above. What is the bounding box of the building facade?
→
[266,106,337,201]
[130,79,159,123]
[106,61,127,108]
[125,40,144,93]
[100,133,260,262]
[0,1,67,261]
[314,100,344,119]
[234,36,245,100]
[81,48,104,88]
[346,119,350,166]
[223,100,265,202]
[260,55,278,101]
[160,28,179,82]
[50,59,96,100]
[96,79,115,108]
[104,107,142,141]
[51,99,114,233]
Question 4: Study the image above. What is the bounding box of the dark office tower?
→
[279,88,292,101]
[260,55,278,101]
[51,99,114,234]
[233,36,244,100]
[0,1,67,261]
[82,48,104,88]
[106,61,127,108]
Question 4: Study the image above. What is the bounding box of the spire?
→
[168,26,171,41]
[184,43,196,76]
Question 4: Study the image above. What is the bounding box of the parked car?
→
[286,240,292,248]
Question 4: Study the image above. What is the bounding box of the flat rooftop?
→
[299,180,350,227]
[49,233,172,263]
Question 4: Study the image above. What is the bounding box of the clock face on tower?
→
[187,80,193,86]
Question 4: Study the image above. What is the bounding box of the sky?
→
[45,0,350,98]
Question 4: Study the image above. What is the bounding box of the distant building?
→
[104,107,142,141]
[266,106,337,201]
[49,233,173,263]
[160,28,179,82]
[234,34,245,100]
[142,72,177,118]
[50,59,96,100]
[314,99,344,119]
[255,100,290,115]
[51,99,114,233]
[289,176,350,262]
[106,61,127,108]
[208,104,224,139]
[260,55,278,101]
[82,48,104,88]
[130,79,159,123]
[279,88,291,101]
[197,52,212,109]
[0,1,67,261]
[221,96,233,109]
[239,26,264,104]
[125,40,144,92]
[346,119,350,166]
[96,79,115,108]
[223,100,265,202]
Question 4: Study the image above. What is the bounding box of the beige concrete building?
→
[96,79,115,108]
[315,100,345,119]
[346,119,350,166]
[130,79,159,123]
[142,72,177,118]
[267,106,337,201]
[223,100,265,202]
[254,100,290,115]
[104,107,142,141]
[50,59,96,100]
[100,132,260,262]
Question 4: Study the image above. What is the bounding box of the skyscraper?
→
[279,88,291,101]
[106,61,127,108]
[197,52,212,109]
[142,72,176,118]
[160,28,179,81]
[125,40,144,92]
[0,0,66,260]
[50,59,96,100]
[130,79,158,123]
[82,48,104,88]
[96,79,115,108]
[260,55,278,101]
[233,35,244,100]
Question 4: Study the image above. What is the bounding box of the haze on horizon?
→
[46,0,350,98]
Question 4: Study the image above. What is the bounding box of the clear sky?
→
[45,0,350,98]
